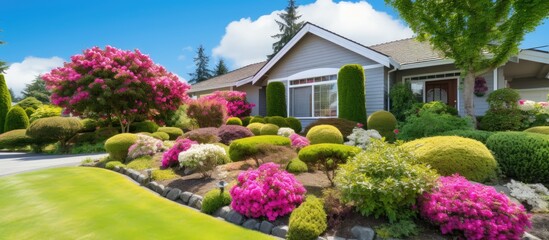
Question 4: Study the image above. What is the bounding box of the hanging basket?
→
[474,92,485,97]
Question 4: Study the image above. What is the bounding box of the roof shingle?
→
[189,61,266,92]
[370,38,446,65]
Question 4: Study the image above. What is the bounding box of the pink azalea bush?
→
[518,99,549,127]
[418,175,531,240]
[161,138,197,168]
[202,91,255,118]
[289,133,309,149]
[187,98,227,128]
[127,134,163,161]
[42,46,190,132]
[230,163,306,221]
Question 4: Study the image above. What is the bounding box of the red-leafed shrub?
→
[202,91,255,118]
[217,125,254,145]
[187,98,227,128]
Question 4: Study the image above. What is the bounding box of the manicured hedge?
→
[286,158,308,174]
[241,116,252,126]
[201,189,232,214]
[266,82,287,117]
[80,119,98,133]
[286,117,302,134]
[337,64,366,123]
[157,127,183,140]
[26,117,83,152]
[436,129,495,144]
[299,143,361,185]
[104,133,138,162]
[266,116,289,127]
[4,106,29,132]
[367,110,397,142]
[249,116,265,124]
[303,118,357,140]
[151,131,170,141]
[260,123,279,135]
[0,74,11,133]
[228,136,291,161]
[225,117,243,126]
[287,195,327,240]
[306,125,343,144]
[0,129,32,149]
[25,108,36,119]
[130,120,159,133]
[15,97,42,110]
[247,123,264,136]
[524,126,549,135]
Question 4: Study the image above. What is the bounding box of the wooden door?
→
[425,79,457,108]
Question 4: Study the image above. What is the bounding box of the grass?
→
[0,167,273,240]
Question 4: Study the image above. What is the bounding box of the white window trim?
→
[403,71,461,112]
[288,77,338,118]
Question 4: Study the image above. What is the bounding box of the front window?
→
[288,74,338,118]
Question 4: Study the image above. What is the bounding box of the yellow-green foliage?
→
[266,116,289,127]
[247,123,264,135]
[80,119,98,132]
[306,125,343,144]
[287,195,327,240]
[131,120,159,133]
[105,161,125,170]
[151,131,170,141]
[402,136,497,182]
[260,123,279,135]
[15,97,43,110]
[241,116,252,126]
[0,74,12,134]
[201,189,232,214]
[4,106,29,132]
[367,110,397,142]
[29,105,62,122]
[104,133,138,162]
[151,168,179,181]
[157,127,183,140]
[524,126,549,135]
[126,156,155,170]
[228,136,291,161]
[286,158,308,174]
[0,129,32,149]
[26,117,83,145]
[286,117,302,133]
[225,117,242,126]
[299,144,361,185]
[24,108,35,119]
[249,116,265,124]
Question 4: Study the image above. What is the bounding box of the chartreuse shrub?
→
[24,108,35,119]
[0,129,32,149]
[225,117,242,126]
[402,136,497,182]
[130,120,159,133]
[104,133,138,162]
[436,129,494,144]
[217,125,253,145]
[266,82,286,117]
[151,131,169,140]
[15,97,42,110]
[524,126,549,135]
[398,111,473,141]
[303,118,357,140]
[80,119,98,132]
[260,123,279,135]
[266,116,289,127]
[105,161,125,170]
[480,88,522,131]
[241,116,252,126]
[335,140,438,223]
[246,123,264,136]
[4,106,29,132]
[306,125,343,144]
[127,156,155,170]
[337,64,366,123]
[286,158,308,174]
[201,189,232,214]
[249,116,265,124]
[286,117,302,133]
[0,74,11,133]
[419,175,531,240]
[287,195,327,240]
[157,127,183,140]
[228,136,291,161]
[420,101,458,115]
[29,105,62,122]
[486,132,549,183]
[367,110,397,142]
[230,163,306,221]
[26,117,83,153]
[299,144,361,185]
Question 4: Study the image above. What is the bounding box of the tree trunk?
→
[463,70,477,127]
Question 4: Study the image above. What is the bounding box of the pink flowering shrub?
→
[419,175,531,240]
[127,134,163,161]
[187,98,227,128]
[289,133,309,150]
[42,46,190,133]
[203,91,255,118]
[161,138,197,168]
[230,163,306,221]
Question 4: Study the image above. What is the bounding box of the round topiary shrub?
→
[286,117,302,134]
[524,126,549,135]
[338,64,366,123]
[246,123,264,136]
[104,133,138,162]
[306,125,343,144]
[201,189,232,214]
[157,127,183,140]
[0,129,32,149]
[183,127,219,143]
[241,116,252,126]
[26,116,83,152]
[401,136,497,182]
[24,108,35,119]
[151,131,169,141]
[130,120,159,133]
[228,136,291,161]
[299,143,361,185]
[217,125,254,145]
[80,118,98,133]
[267,82,287,117]
[485,132,549,183]
[367,110,397,142]
[287,195,327,240]
[249,116,265,124]
[4,106,29,132]
[303,118,357,140]
[480,88,522,131]
[286,158,308,174]
[225,117,243,126]
[436,129,494,144]
[260,123,279,135]
[266,116,289,127]
[15,97,42,110]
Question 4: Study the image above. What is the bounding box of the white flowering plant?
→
[518,99,549,128]
[506,179,549,213]
[344,127,382,150]
[127,134,163,161]
[178,144,228,177]
[277,127,295,137]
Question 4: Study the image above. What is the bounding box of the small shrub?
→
[367,110,397,142]
[335,140,438,222]
[419,175,531,240]
[4,106,29,132]
[344,127,382,150]
[126,156,155,170]
[436,129,494,144]
[230,163,306,221]
[524,126,549,135]
[375,220,419,239]
[228,136,291,161]
[389,82,417,121]
[105,161,125,170]
[402,136,497,182]
[26,117,83,152]
[201,189,232,214]
[0,129,32,149]
[249,116,265,124]
[287,195,327,240]
[398,111,473,141]
[104,133,138,162]
[246,123,264,136]
[241,116,252,126]
[24,108,35,119]
[151,168,179,181]
[183,127,219,143]
[486,132,549,183]
[217,125,254,145]
[260,123,279,135]
[286,158,308,174]
[127,134,163,161]
[15,97,43,110]
[166,104,198,132]
[479,108,523,131]
[277,127,295,137]
[151,131,169,140]
[306,125,343,144]
[130,120,159,133]
[289,133,309,150]
[487,88,521,110]
[420,101,458,115]
[157,127,183,140]
[29,104,62,122]
[179,144,227,177]
[303,118,357,140]
[337,64,366,123]
[266,82,287,117]
[80,119,98,132]
[286,117,302,133]
[69,142,105,154]
[299,144,361,185]
[225,117,242,126]
[161,138,197,168]
[187,98,227,128]
[322,189,352,229]
[266,116,289,127]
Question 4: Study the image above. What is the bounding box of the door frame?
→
[402,71,461,113]
[425,79,458,108]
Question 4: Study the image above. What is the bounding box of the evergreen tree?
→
[188,45,212,84]
[213,59,229,77]
[21,76,51,103]
[0,74,12,133]
[0,30,7,73]
[268,0,304,59]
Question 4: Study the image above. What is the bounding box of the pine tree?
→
[21,76,51,103]
[0,74,12,133]
[0,30,7,74]
[213,59,229,77]
[268,0,304,60]
[188,45,212,84]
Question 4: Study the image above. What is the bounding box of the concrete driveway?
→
[0,152,108,177]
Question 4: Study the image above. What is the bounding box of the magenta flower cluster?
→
[203,91,255,118]
[289,133,309,149]
[230,163,306,221]
[161,138,197,168]
[474,77,488,96]
[418,175,531,240]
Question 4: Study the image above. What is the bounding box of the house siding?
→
[365,67,386,115]
[458,71,493,116]
[235,84,262,116]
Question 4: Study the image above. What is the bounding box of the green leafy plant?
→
[299,144,361,186]
[4,106,29,132]
[29,105,62,122]
[201,189,232,214]
[375,219,419,239]
[260,123,279,135]
[228,136,291,162]
[436,129,494,144]
[241,116,252,126]
[24,108,36,119]
[286,158,308,174]
[246,123,264,136]
[266,116,289,127]
[303,118,357,141]
[306,125,343,144]
[130,120,159,133]
[70,142,106,154]
[480,88,523,131]
[389,82,417,121]
[0,129,32,150]
[0,74,12,133]
[287,195,327,240]
[337,64,366,123]
[249,116,265,124]
[15,97,43,110]
[266,82,287,117]
[80,119,98,133]
[225,117,242,126]
[367,110,397,142]
[157,127,183,140]
[285,117,302,133]
[398,111,473,141]
[105,161,125,170]
[26,117,83,153]
[151,131,170,141]
[104,133,138,162]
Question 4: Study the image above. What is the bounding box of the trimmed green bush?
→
[104,133,138,162]
[486,88,521,110]
[201,189,232,214]
[24,108,35,118]
[266,116,289,127]
[228,136,291,161]
[287,195,327,240]
[157,127,183,140]
[15,97,42,110]
[402,136,497,182]
[151,131,169,140]
[105,161,125,170]
[0,74,11,133]
[266,82,287,117]
[26,117,83,152]
[299,144,361,185]
[0,129,32,149]
[524,126,549,135]
[486,132,549,183]
[337,64,366,123]
[286,158,308,174]
[367,110,397,142]
[389,82,417,121]
[398,111,473,141]
[260,123,279,135]
[480,88,522,131]
[249,116,265,124]
[420,101,458,116]
[29,105,62,122]
[225,117,243,126]
[80,119,98,132]
[4,106,29,132]
[436,130,494,144]
[130,120,159,133]
[286,117,302,133]
[303,118,357,140]
[247,123,264,136]
[94,127,119,141]
[306,125,343,144]
[241,116,252,126]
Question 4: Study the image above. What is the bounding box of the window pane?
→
[314,83,337,117]
[290,86,312,117]
[410,82,424,102]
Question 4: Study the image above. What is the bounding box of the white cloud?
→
[4,56,65,97]
[213,0,414,68]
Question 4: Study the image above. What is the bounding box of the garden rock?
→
[161,187,172,197]
[506,180,549,212]
[166,188,182,201]
[242,219,259,230]
[183,168,194,175]
[137,174,147,184]
[155,184,165,195]
[188,195,203,209]
[214,206,231,219]
[271,225,289,238]
[180,191,193,204]
[226,210,245,225]
[523,232,542,240]
[147,181,159,191]
[259,220,274,234]
[351,226,375,240]
[113,166,121,172]
[327,237,346,240]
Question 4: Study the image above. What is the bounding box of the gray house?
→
[190,22,549,126]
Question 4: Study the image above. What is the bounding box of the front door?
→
[425,79,457,108]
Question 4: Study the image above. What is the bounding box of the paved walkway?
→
[0,152,108,177]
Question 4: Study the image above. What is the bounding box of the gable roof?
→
[189,61,266,93]
[370,38,446,65]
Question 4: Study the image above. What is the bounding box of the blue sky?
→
[1,0,547,95]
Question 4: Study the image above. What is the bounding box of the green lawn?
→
[0,167,273,240]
